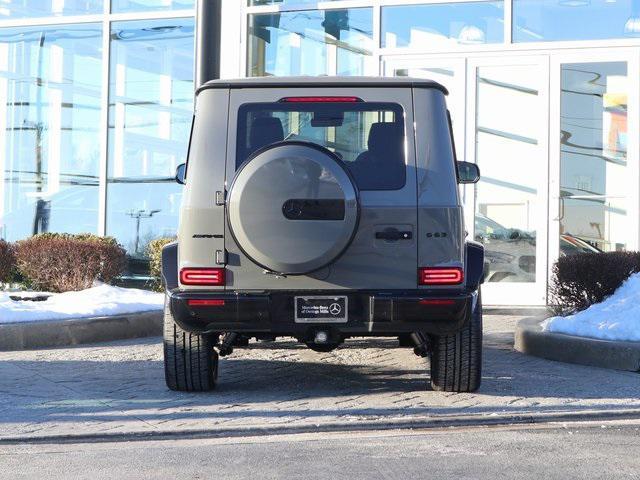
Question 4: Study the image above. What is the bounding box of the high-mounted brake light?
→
[279,96,362,103]
[418,267,464,286]
[180,268,225,286]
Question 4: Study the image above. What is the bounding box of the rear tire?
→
[429,291,482,393]
[163,298,218,392]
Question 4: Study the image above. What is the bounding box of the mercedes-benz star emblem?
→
[329,303,342,315]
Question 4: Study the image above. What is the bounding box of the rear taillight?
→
[180,268,225,286]
[418,267,464,286]
[187,299,225,307]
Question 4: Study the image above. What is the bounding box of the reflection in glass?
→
[381,2,504,48]
[107,19,194,260]
[474,65,541,283]
[394,64,464,157]
[0,25,103,241]
[560,62,629,252]
[247,8,373,77]
[0,0,103,18]
[112,0,194,13]
[248,0,339,6]
[514,0,640,42]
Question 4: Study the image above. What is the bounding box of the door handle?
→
[375,229,412,241]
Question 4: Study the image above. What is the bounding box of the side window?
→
[237,102,406,191]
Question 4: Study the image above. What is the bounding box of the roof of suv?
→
[197,76,448,95]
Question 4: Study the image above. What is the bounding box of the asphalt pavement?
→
[3,421,639,479]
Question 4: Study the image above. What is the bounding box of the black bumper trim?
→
[168,289,475,337]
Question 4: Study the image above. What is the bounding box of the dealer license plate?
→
[294,296,348,323]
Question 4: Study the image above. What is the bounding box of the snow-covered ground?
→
[0,284,163,324]
[542,272,640,342]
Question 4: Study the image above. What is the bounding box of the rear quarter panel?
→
[178,88,230,290]
[413,88,465,289]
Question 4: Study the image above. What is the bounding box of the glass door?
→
[549,52,640,272]
[467,56,550,305]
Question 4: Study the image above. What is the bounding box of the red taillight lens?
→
[180,268,225,286]
[187,299,225,307]
[418,267,464,286]
[279,96,362,103]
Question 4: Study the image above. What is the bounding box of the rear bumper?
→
[168,289,476,338]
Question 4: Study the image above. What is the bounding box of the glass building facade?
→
[232,0,640,305]
[2,0,640,304]
[0,0,195,278]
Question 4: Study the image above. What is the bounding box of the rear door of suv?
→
[224,87,418,290]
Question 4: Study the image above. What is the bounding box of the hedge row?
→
[146,237,176,292]
[3,234,638,307]
[550,251,640,315]
[0,233,126,293]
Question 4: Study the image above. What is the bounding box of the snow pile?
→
[0,284,163,324]
[542,272,640,342]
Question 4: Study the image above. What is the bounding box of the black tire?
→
[163,299,218,392]
[429,291,482,393]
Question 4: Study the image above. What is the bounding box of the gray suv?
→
[161,77,485,393]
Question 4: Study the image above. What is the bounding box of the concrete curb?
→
[2,408,640,445]
[0,310,163,351]
[515,317,640,372]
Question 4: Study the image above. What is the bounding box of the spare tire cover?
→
[227,142,359,275]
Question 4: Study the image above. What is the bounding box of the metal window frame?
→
[0,4,196,237]
[233,0,640,79]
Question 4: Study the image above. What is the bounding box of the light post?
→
[126,209,160,254]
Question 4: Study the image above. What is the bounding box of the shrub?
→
[146,237,176,291]
[15,233,126,292]
[549,251,640,315]
[0,239,16,284]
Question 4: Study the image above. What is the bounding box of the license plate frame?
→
[294,296,348,323]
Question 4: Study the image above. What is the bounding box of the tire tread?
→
[163,299,217,392]
[429,292,482,393]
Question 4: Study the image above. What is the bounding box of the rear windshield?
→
[236,101,406,191]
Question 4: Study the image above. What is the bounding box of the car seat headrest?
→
[250,117,285,151]
[367,122,403,155]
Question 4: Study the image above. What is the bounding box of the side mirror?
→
[457,161,480,184]
[175,163,186,185]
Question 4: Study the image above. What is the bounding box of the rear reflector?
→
[418,267,464,286]
[279,96,362,103]
[180,268,225,286]
[419,299,456,306]
[187,299,225,307]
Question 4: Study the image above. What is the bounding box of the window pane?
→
[0,1,102,18]
[474,65,542,283]
[514,0,640,42]
[107,19,194,259]
[112,0,194,13]
[382,2,504,48]
[0,25,103,241]
[560,62,629,252]
[237,102,406,190]
[247,8,373,77]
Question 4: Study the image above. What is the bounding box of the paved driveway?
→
[1,315,639,441]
